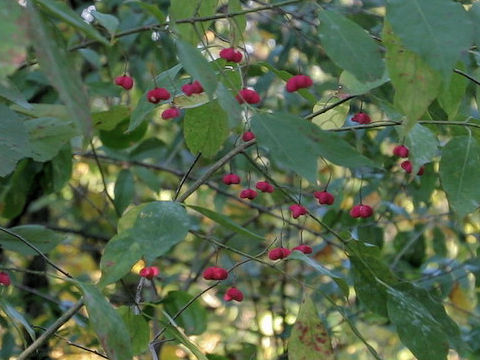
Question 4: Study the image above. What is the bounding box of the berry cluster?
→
[351,112,371,124]
[219,47,243,63]
[139,266,159,280]
[392,145,425,176]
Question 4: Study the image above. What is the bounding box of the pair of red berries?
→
[286,74,313,92]
[314,190,335,205]
[239,181,275,200]
[115,75,134,90]
[203,266,228,280]
[139,266,159,280]
[224,287,244,302]
[289,204,307,219]
[351,112,371,125]
[161,107,181,120]
[268,245,313,260]
[181,80,204,96]
[219,47,243,63]
[0,272,11,286]
[393,145,425,175]
[236,88,261,104]
[350,204,373,218]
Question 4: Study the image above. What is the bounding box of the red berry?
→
[242,131,256,142]
[351,112,371,124]
[182,80,203,96]
[181,84,194,96]
[219,47,243,63]
[292,244,313,254]
[236,88,261,104]
[161,107,181,120]
[147,87,171,103]
[240,188,258,200]
[223,173,241,185]
[314,191,335,205]
[350,205,362,218]
[417,165,425,176]
[0,272,10,286]
[286,75,313,92]
[224,287,244,302]
[401,160,413,174]
[255,181,274,193]
[289,204,307,219]
[393,145,409,158]
[115,75,134,90]
[139,266,159,280]
[268,247,292,260]
[350,204,373,218]
[203,266,228,281]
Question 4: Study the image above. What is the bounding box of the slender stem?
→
[89,141,117,213]
[174,153,202,201]
[304,95,356,120]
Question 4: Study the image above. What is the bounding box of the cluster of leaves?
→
[1,0,480,359]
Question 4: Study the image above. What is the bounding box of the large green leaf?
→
[312,99,349,130]
[405,124,438,174]
[0,104,30,177]
[0,225,65,256]
[216,82,243,127]
[93,106,129,131]
[10,103,69,120]
[383,22,441,133]
[288,297,334,360]
[339,70,389,96]
[117,306,150,356]
[24,117,77,162]
[163,318,209,360]
[91,10,119,39]
[0,299,36,341]
[163,290,207,335]
[26,2,92,137]
[79,283,133,360]
[439,136,480,219]
[318,10,384,82]
[438,64,468,120]
[0,82,32,110]
[471,2,480,49]
[176,40,218,98]
[114,169,135,215]
[100,201,191,284]
[183,101,228,158]
[386,0,473,77]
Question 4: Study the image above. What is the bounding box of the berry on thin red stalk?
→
[161,107,181,120]
[240,188,258,200]
[147,87,170,103]
[289,204,307,219]
[223,173,241,185]
[292,244,313,254]
[255,181,274,193]
[0,272,11,286]
[285,75,313,92]
[242,131,256,142]
[314,191,335,205]
[114,75,134,90]
[224,287,244,302]
[393,145,409,158]
[202,266,228,280]
[236,88,261,104]
[351,112,371,124]
[139,266,159,280]
[268,247,291,260]
[219,47,243,63]
[350,204,373,218]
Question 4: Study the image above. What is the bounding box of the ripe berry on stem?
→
[268,247,291,260]
[114,75,134,90]
[255,181,274,193]
[401,160,425,175]
[242,131,256,142]
[139,266,159,280]
[181,80,204,96]
[223,173,241,185]
[219,47,243,63]
[292,244,313,254]
[147,87,170,103]
[350,204,373,218]
[289,204,307,219]
[286,75,313,92]
[161,107,181,120]
[224,287,244,302]
[203,266,228,280]
[314,191,335,205]
[236,88,261,104]
[393,145,409,158]
[351,112,371,124]
[0,272,10,286]
[240,188,258,200]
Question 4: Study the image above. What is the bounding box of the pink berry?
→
[203,266,228,281]
[147,87,170,103]
[351,112,371,124]
[236,88,261,104]
[314,191,335,205]
[223,173,241,185]
[115,75,134,90]
[350,205,362,218]
[393,145,409,158]
[268,247,292,260]
[224,287,244,302]
[139,266,159,280]
[242,131,256,142]
[289,204,308,219]
[255,181,274,193]
[401,160,413,174]
[182,80,203,96]
[417,165,425,176]
[219,47,243,63]
[240,188,258,200]
[286,75,313,92]
[350,204,373,218]
[292,244,313,254]
[161,107,181,120]
[0,272,10,286]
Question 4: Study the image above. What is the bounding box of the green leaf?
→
[184,101,228,158]
[129,64,182,132]
[439,136,480,219]
[312,99,349,130]
[228,0,246,40]
[91,11,119,39]
[187,205,266,241]
[114,169,134,215]
[0,104,30,177]
[471,3,480,49]
[0,299,36,341]
[386,0,473,77]
[163,291,207,335]
[25,117,77,162]
[100,202,191,284]
[438,64,468,120]
[27,2,92,137]
[79,283,133,360]
[125,0,166,23]
[0,82,32,110]
[288,297,334,360]
[318,10,385,82]
[10,103,69,120]
[405,124,438,174]
[339,70,389,96]
[383,22,441,133]
[0,225,65,256]
[386,283,460,360]
[93,106,130,131]
[100,119,148,150]
[42,144,72,193]
[216,82,243,127]
[176,40,218,98]
[117,306,150,356]
[163,317,209,360]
